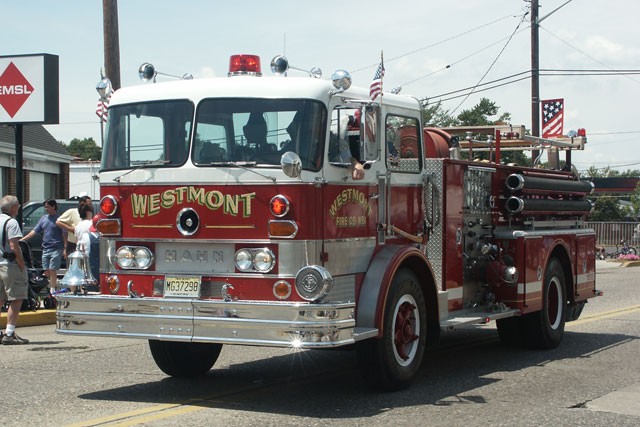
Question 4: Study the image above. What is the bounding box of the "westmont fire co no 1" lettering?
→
[131,186,256,218]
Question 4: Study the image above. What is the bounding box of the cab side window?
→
[385,115,421,173]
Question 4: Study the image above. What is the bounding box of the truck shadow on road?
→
[77,327,637,419]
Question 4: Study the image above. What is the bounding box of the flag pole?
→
[380,50,384,106]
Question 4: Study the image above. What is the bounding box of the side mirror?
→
[281,151,302,178]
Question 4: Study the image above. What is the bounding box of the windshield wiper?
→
[113,160,171,182]
[210,161,257,167]
[209,161,276,182]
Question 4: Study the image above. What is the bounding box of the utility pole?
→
[530,0,540,161]
[102,0,121,90]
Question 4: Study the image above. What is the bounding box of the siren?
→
[138,63,193,83]
[269,55,322,78]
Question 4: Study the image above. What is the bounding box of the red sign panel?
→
[0,62,34,118]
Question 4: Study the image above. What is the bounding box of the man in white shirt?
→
[0,195,28,345]
[56,195,92,258]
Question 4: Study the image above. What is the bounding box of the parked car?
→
[21,198,99,268]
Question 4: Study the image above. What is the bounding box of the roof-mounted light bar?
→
[228,54,262,76]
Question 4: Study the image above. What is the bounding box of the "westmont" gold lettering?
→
[131,186,256,218]
[329,188,371,218]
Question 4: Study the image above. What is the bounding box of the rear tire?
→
[522,258,567,349]
[148,340,222,377]
[357,269,427,391]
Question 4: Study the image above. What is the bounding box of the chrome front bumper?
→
[55,295,377,348]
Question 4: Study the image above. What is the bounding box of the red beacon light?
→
[577,128,586,137]
[228,54,262,76]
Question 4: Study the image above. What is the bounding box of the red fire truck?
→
[56,54,598,390]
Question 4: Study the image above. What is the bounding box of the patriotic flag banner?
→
[369,57,385,101]
[96,95,110,123]
[541,98,564,138]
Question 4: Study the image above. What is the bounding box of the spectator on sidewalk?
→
[20,199,67,291]
[0,195,29,345]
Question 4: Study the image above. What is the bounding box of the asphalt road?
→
[1,259,638,427]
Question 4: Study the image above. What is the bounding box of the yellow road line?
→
[65,380,274,427]
[568,304,640,327]
[68,304,640,426]
[65,403,182,427]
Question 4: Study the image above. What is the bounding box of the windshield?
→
[193,99,326,171]
[102,100,194,170]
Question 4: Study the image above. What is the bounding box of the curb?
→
[605,259,640,267]
[1,309,56,328]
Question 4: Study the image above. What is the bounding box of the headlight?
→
[235,249,253,271]
[253,249,274,272]
[116,246,154,270]
[234,248,276,273]
[116,247,134,268]
[295,265,333,301]
[134,247,153,269]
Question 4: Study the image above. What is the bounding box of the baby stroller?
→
[24,242,57,310]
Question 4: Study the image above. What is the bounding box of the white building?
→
[69,160,100,200]
[0,124,72,202]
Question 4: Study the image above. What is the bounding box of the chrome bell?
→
[59,250,97,289]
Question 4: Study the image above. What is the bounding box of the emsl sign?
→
[0,54,59,124]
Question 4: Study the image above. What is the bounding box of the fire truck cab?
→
[56,55,598,391]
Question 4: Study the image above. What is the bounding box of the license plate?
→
[164,275,202,297]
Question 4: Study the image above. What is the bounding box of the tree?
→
[422,97,511,127]
[628,182,640,221]
[422,101,457,128]
[422,97,526,165]
[64,138,102,161]
[456,98,511,126]
[588,195,624,221]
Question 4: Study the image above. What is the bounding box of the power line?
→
[425,75,531,103]
[449,12,529,114]
[589,131,640,136]
[540,26,640,85]
[351,13,520,74]
[422,66,640,105]
[424,70,531,99]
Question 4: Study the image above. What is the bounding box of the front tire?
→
[357,269,427,391]
[149,340,222,377]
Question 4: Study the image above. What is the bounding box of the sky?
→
[2,0,639,173]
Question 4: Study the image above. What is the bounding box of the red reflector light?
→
[269,195,290,217]
[100,195,118,216]
[228,54,262,76]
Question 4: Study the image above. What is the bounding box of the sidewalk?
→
[0,309,56,328]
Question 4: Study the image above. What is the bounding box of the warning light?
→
[269,195,290,217]
[228,54,262,76]
[577,128,586,137]
[100,195,118,216]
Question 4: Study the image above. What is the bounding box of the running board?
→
[440,309,520,331]
[353,327,379,341]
